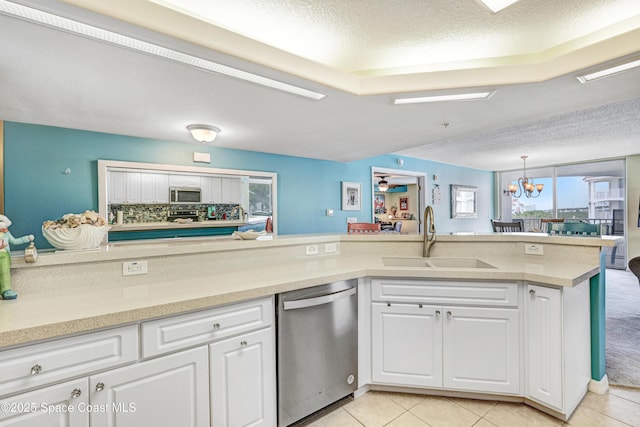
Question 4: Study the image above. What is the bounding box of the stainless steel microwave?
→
[170,187,201,204]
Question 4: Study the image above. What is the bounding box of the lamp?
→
[377,177,389,192]
[508,156,543,198]
[187,124,220,143]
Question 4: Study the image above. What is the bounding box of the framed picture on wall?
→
[342,181,361,211]
[374,194,385,214]
[399,197,408,210]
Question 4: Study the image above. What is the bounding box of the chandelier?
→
[508,156,543,198]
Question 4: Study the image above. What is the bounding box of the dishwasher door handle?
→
[283,287,356,310]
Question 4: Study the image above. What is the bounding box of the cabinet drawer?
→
[0,325,138,397]
[372,279,519,307]
[141,297,273,358]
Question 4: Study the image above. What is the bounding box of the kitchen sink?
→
[382,257,496,269]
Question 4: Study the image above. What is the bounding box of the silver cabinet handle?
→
[446,311,452,318]
[30,364,42,375]
[240,341,248,347]
[435,310,441,318]
[71,388,82,399]
[213,323,221,329]
[418,304,423,308]
[95,382,105,392]
[529,289,536,296]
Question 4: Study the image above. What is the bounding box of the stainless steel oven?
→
[277,280,358,426]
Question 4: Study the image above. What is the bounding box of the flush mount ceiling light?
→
[187,124,220,143]
[393,91,495,105]
[377,177,389,192]
[0,0,326,100]
[476,0,521,13]
[576,58,640,83]
[508,155,543,198]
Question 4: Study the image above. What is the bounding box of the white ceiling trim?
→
[61,0,640,95]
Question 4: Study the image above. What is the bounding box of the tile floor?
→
[307,386,640,427]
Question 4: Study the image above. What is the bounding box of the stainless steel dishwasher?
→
[277,280,358,426]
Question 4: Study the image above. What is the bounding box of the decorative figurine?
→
[0,214,35,300]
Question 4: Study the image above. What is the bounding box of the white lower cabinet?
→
[90,346,210,427]
[372,303,442,387]
[372,302,519,394]
[443,306,519,394]
[0,379,89,427]
[526,282,591,416]
[209,327,276,427]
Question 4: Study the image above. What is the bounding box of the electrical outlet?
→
[123,260,148,275]
[324,243,338,253]
[306,245,319,256]
[524,244,544,256]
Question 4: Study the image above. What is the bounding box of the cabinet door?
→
[527,284,562,409]
[90,346,209,427]
[108,171,127,204]
[140,173,168,204]
[124,172,141,203]
[210,327,276,427]
[201,177,222,203]
[442,307,519,394]
[221,177,241,204]
[0,378,89,427]
[371,303,442,387]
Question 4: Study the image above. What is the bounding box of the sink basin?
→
[426,258,496,269]
[382,257,495,269]
[382,257,432,267]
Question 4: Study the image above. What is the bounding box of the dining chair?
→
[629,257,640,286]
[490,220,523,232]
[540,218,564,233]
[347,222,381,233]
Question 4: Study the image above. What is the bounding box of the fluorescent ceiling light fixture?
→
[394,91,495,105]
[576,58,640,83]
[0,0,326,100]
[477,0,521,13]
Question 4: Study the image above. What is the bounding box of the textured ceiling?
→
[1,0,639,171]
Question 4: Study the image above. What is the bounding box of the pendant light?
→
[508,156,543,198]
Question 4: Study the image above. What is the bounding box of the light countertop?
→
[1,232,615,348]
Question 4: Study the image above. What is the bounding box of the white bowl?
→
[233,230,266,240]
[42,224,111,250]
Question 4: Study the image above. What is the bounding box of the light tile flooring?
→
[308,386,640,427]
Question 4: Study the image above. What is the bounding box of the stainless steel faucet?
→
[423,205,436,257]
[230,206,246,221]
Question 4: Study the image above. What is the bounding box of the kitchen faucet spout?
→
[423,205,436,257]
[230,206,246,222]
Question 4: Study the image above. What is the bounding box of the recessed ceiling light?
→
[0,0,326,100]
[393,91,496,105]
[477,0,521,13]
[576,58,640,83]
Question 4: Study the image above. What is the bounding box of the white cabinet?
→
[372,303,442,387]
[140,173,169,204]
[201,176,222,204]
[221,177,241,204]
[371,279,520,395]
[90,346,210,427]
[210,327,276,427]
[443,306,519,394]
[526,282,591,416]
[107,171,141,204]
[169,174,201,188]
[0,379,89,427]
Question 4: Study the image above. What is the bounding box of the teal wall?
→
[3,122,494,248]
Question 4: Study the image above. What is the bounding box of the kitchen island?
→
[1,233,618,425]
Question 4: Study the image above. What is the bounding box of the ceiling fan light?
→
[378,179,389,192]
[187,124,220,143]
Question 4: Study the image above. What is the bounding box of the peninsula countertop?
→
[2,232,614,348]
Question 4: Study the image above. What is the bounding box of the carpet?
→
[605,268,640,388]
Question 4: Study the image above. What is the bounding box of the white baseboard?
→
[589,375,609,395]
